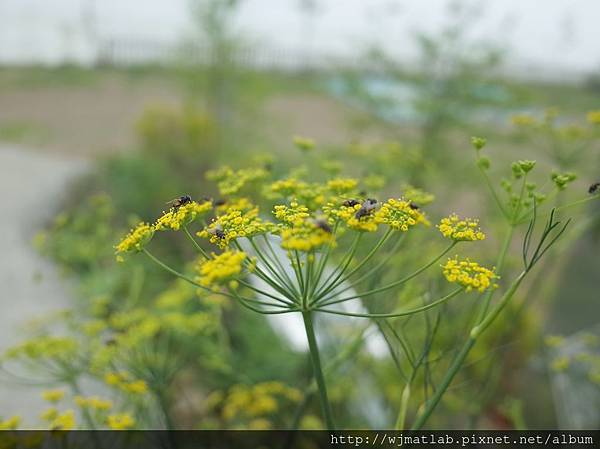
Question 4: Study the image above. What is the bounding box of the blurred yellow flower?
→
[41,389,65,403]
[106,413,135,430]
[49,410,76,430]
[0,415,21,430]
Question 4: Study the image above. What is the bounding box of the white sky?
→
[0,0,599,76]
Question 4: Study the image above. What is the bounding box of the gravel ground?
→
[0,145,88,425]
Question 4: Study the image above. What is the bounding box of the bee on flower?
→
[198,206,269,248]
[375,198,429,231]
[154,198,212,231]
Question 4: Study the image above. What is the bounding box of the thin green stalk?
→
[476,226,514,321]
[312,233,362,301]
[411,272,526,430]
[233,241,298,300]
[395,383,411,430]
[335,228,393,284]
[183,225,209,258]
[307,224,339,299]
[143,248,293,312]
[316,242,455,307]
[302,311,335,429]
[340,233,405,294]
[247,239,299,300]
[479,166,509,219]
[315,288,462,318]
[292,251,306,299]
[236,279,298,307]
[261,235,301,297]
[143,248,199,286]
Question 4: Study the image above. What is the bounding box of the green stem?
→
[315,288,462,318]
[411,272,526,430]
[183,225,209,258]
[476,226,514,321]
[302,311,335,429]
[313,233,362,301]
[395,383,411,430]
[317,242,456,306]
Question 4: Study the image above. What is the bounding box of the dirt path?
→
[0,144,88,425]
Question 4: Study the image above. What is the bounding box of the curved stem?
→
[316,242,456,307]
[475,226,514,321]
[249,238,298,300]
[478,164,509,219]
[315,288,462,318]
[237,279,297,307]
[302,311,335,429]
[411,272,526,429]
[183,225,209,259]
[261,235,301,298]
[143,248,292,313]
[335,228,393,284]
[312,233,362,302]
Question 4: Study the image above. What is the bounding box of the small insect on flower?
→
[409,202,419,210]
[311,217,332,234]
[355,198,379,219]
[342,199,360,208]
[208,222,225,240]
[589,182,600,194]
[166,194,192,211]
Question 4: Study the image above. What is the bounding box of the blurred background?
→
[0,0,599,430]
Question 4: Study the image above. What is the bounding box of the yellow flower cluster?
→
[324,202,378,232]
[207,381,302,428]
[154,200,212,231]
[279,221,335,252]
[42,389,65,403]
[115,222,154,254]
[206,166,268,196]
[442,257,498,293]
[587,110,600,125]
[195,251,248,288]
[40,407,59,421]
[438,214,485,241]
[402,185,435,205]
[48,410,76,430]
[75,395,113,410]
[273,201,310,225]
[215,197,254,214]
[198,207,268,248]
[293,135,315,151]
[326,178,358,195]
[375,199,428,231]
[511,114,537,127]
[4,336,78,360]
[106,413,136,430]
[104,372,149,395]
[265,178,326,208]
[0,416,20,430]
